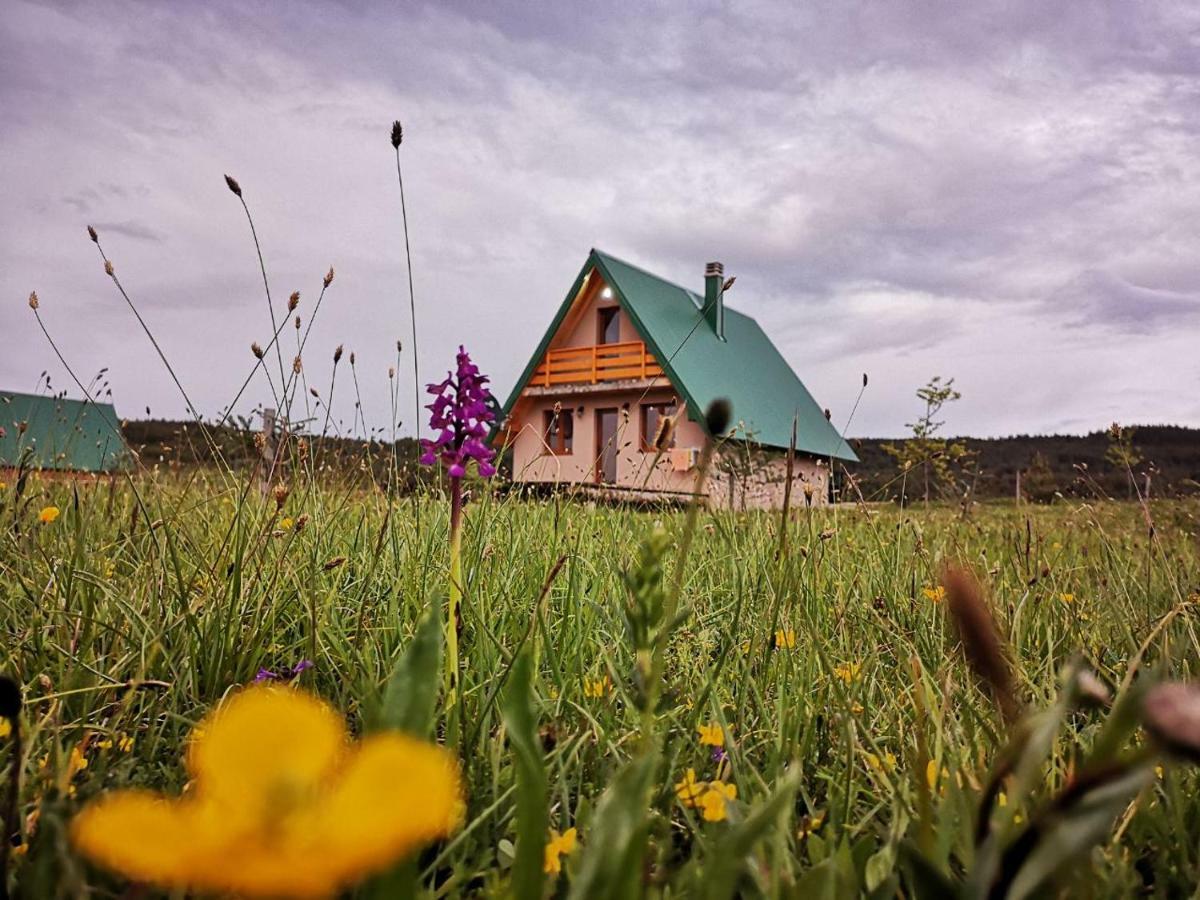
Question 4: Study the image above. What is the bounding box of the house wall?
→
[507,393,830,509]
[508,387,705,495]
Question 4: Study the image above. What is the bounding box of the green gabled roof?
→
[0,391,131,473]
[500,249,858,461]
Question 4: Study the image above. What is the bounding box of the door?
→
[595,408,619,484]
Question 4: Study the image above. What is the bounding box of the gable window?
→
[641,402,677,452]
[597,306,620,344]
[543,408,574,455]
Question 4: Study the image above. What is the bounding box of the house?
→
[0,391,130,477]
[496,250,857,508]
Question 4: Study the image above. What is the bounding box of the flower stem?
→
[446,475,464,749]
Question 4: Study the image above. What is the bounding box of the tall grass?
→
[3,469,1198,894]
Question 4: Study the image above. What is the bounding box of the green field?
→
[3,472,1199,897]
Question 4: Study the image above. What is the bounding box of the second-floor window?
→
[597,307,620,344]
[543,409,574,454]
[641,402,677,451]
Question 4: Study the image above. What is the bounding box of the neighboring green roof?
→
[500,249,858,461]
[0,391,130,473]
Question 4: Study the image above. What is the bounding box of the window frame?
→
[640,401,678,452]
[542,408,574,455]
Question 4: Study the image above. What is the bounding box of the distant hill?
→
[845,425,1200,501]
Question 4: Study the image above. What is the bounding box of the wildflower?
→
[674,769,704,808]
[774,628,796,649]
[700,781,737,822]
[833,661,862,684]
[418,346,497,479]
[0,718,9,739]
[850,702,864,715]
[797,812,824,839]
[922,586,946,604]
[71,685,462,897]
[711,746,727,764]
[866,751,897,773]
[279,516,294,531]
[697,722,725,747]
[543,827,578,875]
[997,791,1008,807]
[38,505,60,524]
[583,675,611,699]
[925,759,951,794]
[1059,592,1075,605]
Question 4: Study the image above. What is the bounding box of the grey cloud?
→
[1056,269,1200,332]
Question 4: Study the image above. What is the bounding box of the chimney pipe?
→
[704,261,725,339]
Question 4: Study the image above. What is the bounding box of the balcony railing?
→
[532,341,663,387]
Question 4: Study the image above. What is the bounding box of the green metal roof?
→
[0,391,130,473]
[500,249,858,461]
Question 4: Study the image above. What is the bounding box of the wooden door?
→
[595,408,619,484]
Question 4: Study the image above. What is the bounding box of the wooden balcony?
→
[532,341,663,387]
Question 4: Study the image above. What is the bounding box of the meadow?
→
[2,464,1199,897]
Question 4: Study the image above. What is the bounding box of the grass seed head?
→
[293,356,302,374]
[334,345,343,364]
[87,225,98,242]
[28,291,39,310]
[288,291,300,312]
[324,266,334,288]
[104,260,114,276]
[391,120,403,148]
[705,398,732,436]
[224,174,242,197]
[251,342,264,360]
[1142,682,1200,762]
[943,565,1019,723]
[653,413,677,452]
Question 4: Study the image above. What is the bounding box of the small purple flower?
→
[254,660,313,684]
[419,346,497,478]
[711,746,728,764]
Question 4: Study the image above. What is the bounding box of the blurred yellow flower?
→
[774,628,796,649]
[925,759,951,794]
[833,662,862,684]
[922,586,946,604]
[851,702,864,715]
[71,685,462,898]
[279,516,294,531]
[674,768,704,808]
[543,826,578,875]
[697,722,725,747]
[866,751,897,773]
[1059,592,1075,605]
[0,719,10,739]
[583,675,611,699]
[797,811,824,839]
[700,781,737,822]
[39,506,60,524]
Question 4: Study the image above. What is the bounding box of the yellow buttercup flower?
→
[865,751,897,773]
[774,628,796,649]
[1059,592,1075,605]
[697,722,725,747]
[71,685,462,898]
[699,781,737,822]
[797,811,824,839]
[279,516,294,531]
[833,662,862,684]
[0,719,10,739]
[543,826,578,875]
[922,586,946,604]
[583,675,611,699]
[39,505,60,524]
[674,768,704,808]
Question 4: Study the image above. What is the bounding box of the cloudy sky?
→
[3,0,1199,439]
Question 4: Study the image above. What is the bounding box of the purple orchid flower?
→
[418,345,497,478]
